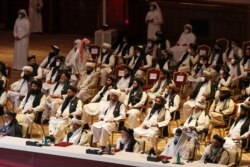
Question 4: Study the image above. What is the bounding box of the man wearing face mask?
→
[129,45,152,79]
[177,43,197,72]
[223,39,243,64]
[134,96,171,155]
[115,127,139,153]
[124,78,147,129]
[8,66,33,108]
[228,56,245,88]
[113,35,134,65]
[15,80,46,138]
[170,24,196,62]
[146,39,162,67]
[145,2,163,40]
[183,70,213,120]
[161,128,182,157]
[40,45,60,74]
[65,39,81,71]
[27,55,43,80]
[13,9,30,71]
[42,71,71,123]
[76,62,99,103]
[97,43,115,86]
[42,56,65,91]
[208,43,224,72]
[0,111,22,137]
[209,87,234,126]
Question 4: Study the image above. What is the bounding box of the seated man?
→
[91,89,125,150]
[63,118,90,146]
[134,96,171,155]
[0,61,7,87]
[82,76,117,127]
[228,56,245,88]
[76,62,99,103]
[156,49,177,76]
[49,86,83,142]
[97,43,115,86]
[115,126,139,153]
[183,70,212,120]
[163,83,180,120]
[15,80,46,137]
[0,80,7,116]
[8,66,33,108]
[124,78,147,129]
[27,55,43,80]
[177,43,196,72]
[223,39,243,64]
[224,102,250,150]
[147,70,172,101]
[42,71,71,123]
[40,45,60,75]
[200,134,229,165]
[116,66,134,92]
[183,102,210,134]
[161,128,182,157]
[209,87,234,126]
[0,111,22,137]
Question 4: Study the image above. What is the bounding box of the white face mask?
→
[147,43,153,48]
[56,62,60,67]
[184,29,189,34]
[200,77,205,82]
[231,59,236,64]
[187,48,192,53]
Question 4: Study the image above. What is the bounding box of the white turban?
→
[110,89,121,98]
[184,24,192,30]
[102,43,112,49]
[71,118,84,125]
[86,62,96,68]
[23,66,33,73]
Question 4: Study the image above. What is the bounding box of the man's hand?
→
[27,109,33,114]
[15,108,22,113]
[151,124,158,128]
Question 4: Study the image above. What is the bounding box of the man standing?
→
[145,2,163,40]
[13,9,30,71]
[91,89,125,150]
[29,0,43,33]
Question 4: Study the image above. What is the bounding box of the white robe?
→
[13,17,30,70]
[145,9,163,39]
[29,0,43,33]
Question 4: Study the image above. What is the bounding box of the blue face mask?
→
[174,135,180,145]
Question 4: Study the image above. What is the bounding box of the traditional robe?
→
[29,0,43,33]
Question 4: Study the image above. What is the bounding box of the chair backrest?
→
[89,45,100,60]
[197,45,211,57]
[173,71,188,89]
[215,38,229,52]
[115,64,126,80]
[242,40,250,55]
[146,68,161,86]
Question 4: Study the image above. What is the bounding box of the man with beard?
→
[223,39,243,64]
[40,45,60,75]
[208,43,224,72]
[183,70,213,120]
[42,71,71,123]
[209,87,235,126]
[145,39,162,67]
[76,62,99,103]
[116,66,134,92]
[124,78,147,129]
[97,43,115,86]
[115,126,139,153]
[156,49,177,76]
[82,76,117,128]
[242,46,250,71]
[129,45,152,79]
[155,31,168,51]
[0,80,7,117]
[8,66,33,108]
[134,96,171,155]
[224,102,250,150]
[15,80,45,137]
[49,86,83,142]
[201,134,229,165]
[0,111,22,137]
[228,55,245,88]
[27,55,43,80]
[147,70,172,101]
[91,89,125,150]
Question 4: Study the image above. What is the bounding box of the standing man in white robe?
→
[170,24,196,62]
[145,2,163,40]
[13,9,30,71]
[29,0,43,33]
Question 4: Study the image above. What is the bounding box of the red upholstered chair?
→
[173,71,188,94]
[89,45,100,60]
[145,68,161,86]
[197,45,211,57]
[115,64,126,80]
[242,40,250,55]
[216,38,229,52]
